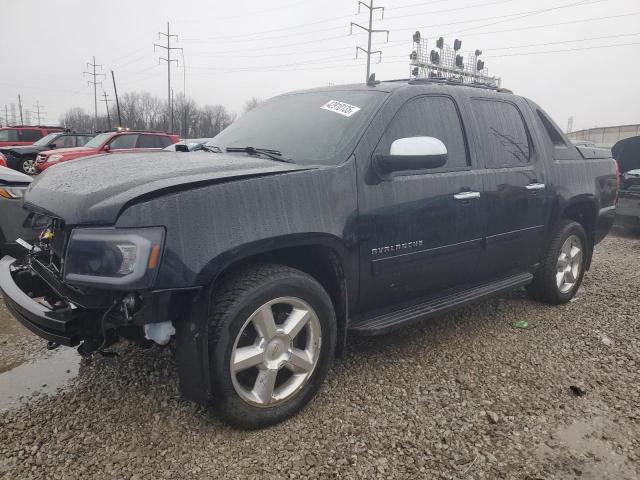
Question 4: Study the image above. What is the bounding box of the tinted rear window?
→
[471,99,531,168]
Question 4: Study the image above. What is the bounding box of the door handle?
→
[526,183,546,191]
[453,191,481,200]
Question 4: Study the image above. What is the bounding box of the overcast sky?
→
[1,0,638,131]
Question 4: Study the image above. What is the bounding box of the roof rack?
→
[408,32,502,90]
[380,77,512,93]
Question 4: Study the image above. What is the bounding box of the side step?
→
[349,272,533,336]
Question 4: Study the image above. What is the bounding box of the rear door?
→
[357,92,486,310]
[108,134,139,152]
[470,96,552,276]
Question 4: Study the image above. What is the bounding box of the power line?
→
[83,56,105,131]
[485,40,640,58]
[154,22,182,134]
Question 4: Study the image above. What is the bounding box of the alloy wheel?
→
[22,159,36,175]
[230,297,322,407]
[556,234,583,294]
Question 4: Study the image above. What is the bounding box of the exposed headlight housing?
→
[63,227,165,289]
[0,186,27,199]
[47,154,63,163]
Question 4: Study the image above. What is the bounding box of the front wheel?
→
[17,157,37,175]
[208,264,336,429]
[527,220,588,304]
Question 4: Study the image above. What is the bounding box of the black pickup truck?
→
[0,80,617,428]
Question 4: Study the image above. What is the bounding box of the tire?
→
[527,220,588,304]
[208,264,336,429]
[16,157,37,175]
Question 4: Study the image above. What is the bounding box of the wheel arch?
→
[557,196,598,269]
[197,233,354,356]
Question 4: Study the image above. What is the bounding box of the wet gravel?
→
[1,230,639,479]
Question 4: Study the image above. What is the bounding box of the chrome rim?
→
[22,159,36,175]
[230,297,322,407]
[556,234,583,294]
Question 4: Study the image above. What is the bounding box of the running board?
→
[349,272,533,336]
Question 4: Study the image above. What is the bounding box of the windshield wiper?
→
[201,145,222,153]
[226,146,295,164]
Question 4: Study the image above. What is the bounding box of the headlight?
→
[63,227,165,289]
[48,154,63,162]
[0,186,27,199]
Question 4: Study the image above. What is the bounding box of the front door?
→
[357,93,486,312]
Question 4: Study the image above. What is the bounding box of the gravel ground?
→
[0,231,639,479]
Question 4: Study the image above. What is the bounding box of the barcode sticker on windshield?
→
[321,100,361,117]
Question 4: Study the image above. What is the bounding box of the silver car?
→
[0,166,35,257]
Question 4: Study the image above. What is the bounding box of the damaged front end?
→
[0,219,198,356]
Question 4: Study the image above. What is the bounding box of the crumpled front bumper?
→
[0,255,82,346]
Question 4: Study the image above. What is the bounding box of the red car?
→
[0,153,6,167]
[0,126,65,148]
[36,130,180,172]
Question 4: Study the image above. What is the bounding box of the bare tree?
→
[60,91,238,138]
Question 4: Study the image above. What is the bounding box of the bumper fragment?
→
[0,255,81,346]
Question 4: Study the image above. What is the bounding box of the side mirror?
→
[103,144,110,152]
[374,137,447,176]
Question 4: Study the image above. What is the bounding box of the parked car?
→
[0,166,35,257]
[0,126,65,148]
[0,132,96,174]
[163,138,212,152]
[35,130,180,172]
[612,135,640,232]
[0,80,617,429]
[0,153,6,167]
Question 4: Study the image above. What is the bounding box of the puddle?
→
[0,347,81,410]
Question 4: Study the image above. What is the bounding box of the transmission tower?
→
[350,1,389,83]
[102,91,112,130]
[32,100,45,125]
[84,56,105,131]
[155,22,182,134]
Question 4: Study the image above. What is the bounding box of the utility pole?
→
[4,105,7,127]
[32,100,45,125]
[350,1,389,83]
[17,95,24,125]
[155,22,182,133]
[111,70,123,128]
[84,56,105,131]
[101,91,112,130]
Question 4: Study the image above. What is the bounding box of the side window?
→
[471,99,530,167]
[137,134,160,148]
[63,136,76,148]
[157,136,172,148]
[20,129,43,141]
[376,96,469,169]
[50,136,67,148]
[537,109,568,147]
[109,134,138,149]
[0,130,18,141]
[76,136,91,147]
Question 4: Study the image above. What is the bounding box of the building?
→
[567,124,640,148]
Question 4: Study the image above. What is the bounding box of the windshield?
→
[207,90,387,166]
[84,133,111,148]
[33,133,61,146]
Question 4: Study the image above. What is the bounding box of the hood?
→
[0,166,33,184]
[40,146,92,157]
[612,136,640,174]
[24,151,311,225]
[0,145,43,155]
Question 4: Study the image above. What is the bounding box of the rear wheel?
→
[527,220,588,304]
[208,264,336,429]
